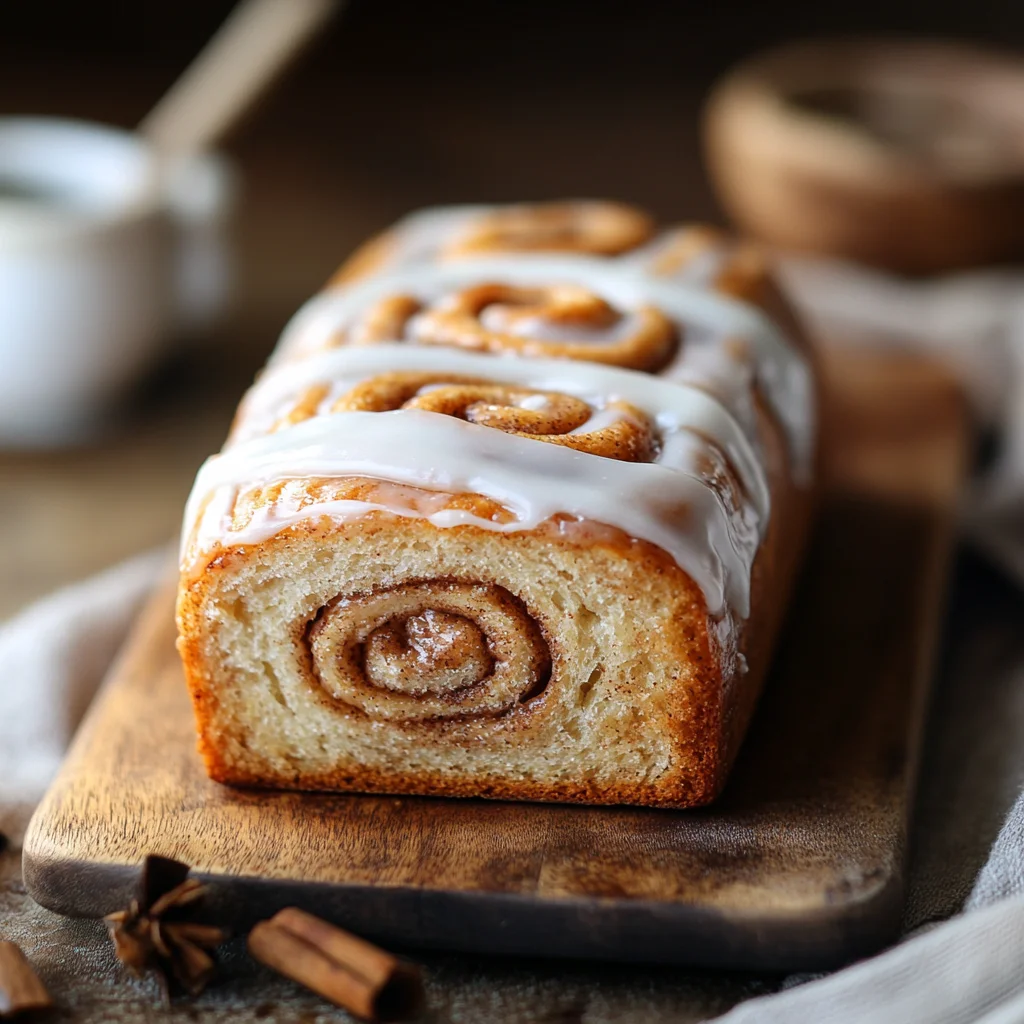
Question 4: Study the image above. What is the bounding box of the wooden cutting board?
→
[23,345,967,971]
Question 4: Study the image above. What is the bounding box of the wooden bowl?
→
[704,40,1024,274]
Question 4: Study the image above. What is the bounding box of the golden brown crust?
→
[326,231,397,288]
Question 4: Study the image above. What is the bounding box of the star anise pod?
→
[104,855,229,1003]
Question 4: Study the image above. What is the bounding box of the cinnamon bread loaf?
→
[177,200,817,808]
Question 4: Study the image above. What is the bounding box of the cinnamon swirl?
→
[325,199,782,299]
[178,202,817,808]
[328,200,656,286]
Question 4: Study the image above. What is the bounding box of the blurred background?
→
[2,0,1023,615]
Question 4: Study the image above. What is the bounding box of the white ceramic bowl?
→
[0,117,236,445]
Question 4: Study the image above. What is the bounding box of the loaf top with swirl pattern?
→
[182,201,816,624]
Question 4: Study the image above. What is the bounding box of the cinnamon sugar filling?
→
[308,582,552,721]
[329,282,679,374]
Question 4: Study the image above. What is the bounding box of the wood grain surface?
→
[23,345,967,972]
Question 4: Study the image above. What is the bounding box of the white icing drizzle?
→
[271,255,814,481]
[181,227,817,625]
[621,227,733,286]
[231,345,770,525]
[185,409,758,617]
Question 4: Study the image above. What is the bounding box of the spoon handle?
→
[139,0,341,158]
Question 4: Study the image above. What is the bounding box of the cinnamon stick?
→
[0,942,52,1017]
[247,908,423,1022]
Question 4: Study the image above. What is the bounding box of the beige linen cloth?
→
[2,261,1024,1022]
